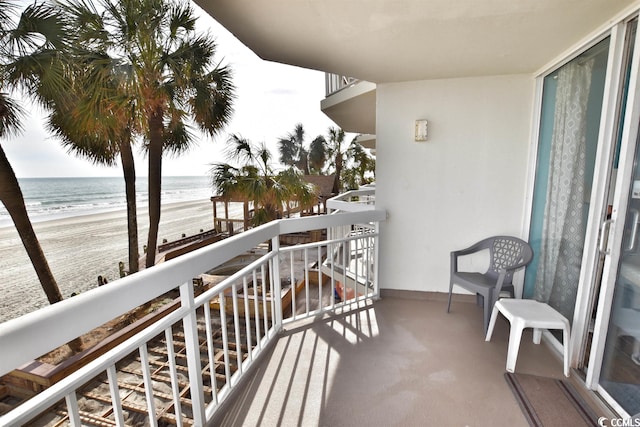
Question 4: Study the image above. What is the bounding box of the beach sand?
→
[0,199,226,322]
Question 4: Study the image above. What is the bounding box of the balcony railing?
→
[325,73,360,97]
[327,186,376,213]
[0,209,385,426]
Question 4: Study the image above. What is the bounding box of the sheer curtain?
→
[534,58,595,321]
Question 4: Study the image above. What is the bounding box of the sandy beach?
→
[0,199,226,322]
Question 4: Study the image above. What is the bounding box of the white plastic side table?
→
[485,299,571,377]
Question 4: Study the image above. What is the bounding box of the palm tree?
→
[305,127,377,192]
[211,134,318,227]
[47,2,142,273]
[324,127,347,194]
[0,0,66,305]
[59,0,235,268]
[278,123,318,175]
[0,98,64,305]
[48,101,141,273]
[343,138,376,189]
[308,134,326,174]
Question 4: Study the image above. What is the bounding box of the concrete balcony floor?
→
[212,294,603,426]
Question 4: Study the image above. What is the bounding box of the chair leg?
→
[485,305,500,342]
[506,321,524,373]
[447,281,454,313]
[483,292,493,335]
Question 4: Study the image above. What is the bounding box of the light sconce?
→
[415,119,428,142]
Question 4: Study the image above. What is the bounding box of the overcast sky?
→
[2,4,338,178]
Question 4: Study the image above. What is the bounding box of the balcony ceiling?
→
[195,0,634,83]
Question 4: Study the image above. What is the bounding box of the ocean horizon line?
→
[0,198,215,229]
[1,176,214,229]
[15,174,209,179]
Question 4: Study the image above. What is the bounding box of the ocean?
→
[0,176,212,228]
[0,176,222,321]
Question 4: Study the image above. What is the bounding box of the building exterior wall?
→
[376,74,535,293]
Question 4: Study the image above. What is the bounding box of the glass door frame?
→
[586,15,640,417]
[524,20,632,369]
[570,20,635,371]
[524,7,640,417]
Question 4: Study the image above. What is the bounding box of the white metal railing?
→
[327,187,376,214]
[0,209,385,426]
[325,73,360,97]
[280,223,378,323]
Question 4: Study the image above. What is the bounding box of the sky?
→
[2,3,339,178]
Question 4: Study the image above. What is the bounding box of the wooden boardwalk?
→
[1,296,259,426]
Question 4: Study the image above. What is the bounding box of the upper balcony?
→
[321,73,376,138]
[0,189,612,425]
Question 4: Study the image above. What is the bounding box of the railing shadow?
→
[211,301,381,426]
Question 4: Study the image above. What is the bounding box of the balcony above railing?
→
[0,207,385,426]
[325,73,360,97]
[322,74,376,135]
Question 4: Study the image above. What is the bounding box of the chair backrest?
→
[485,236,534,283]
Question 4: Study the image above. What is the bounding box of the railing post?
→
[373,221,381,299]
[180,281,206,425]
[64,392,81,426]
[325,72,330,97]
[271,236,283,330]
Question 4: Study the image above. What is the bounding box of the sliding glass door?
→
[586,19,640,418]
[526,39,611,325]
[596,120,640,418]
[528,13,640,418]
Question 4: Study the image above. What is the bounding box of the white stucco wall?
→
[376,74,535,294]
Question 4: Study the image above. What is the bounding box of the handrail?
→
[0,210,384,377]
[0,207,386,426]
[0,221,278,376]
[327,188,376,213]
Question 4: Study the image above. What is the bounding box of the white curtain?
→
[534,58,595,321]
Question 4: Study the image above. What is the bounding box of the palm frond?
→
[0,0,19,39]
[168,2,196,39]
[191,65,235,136]
[0,92,24,139]
[10,2,67,53]
[224,134,255,164]
[163,116,194,155]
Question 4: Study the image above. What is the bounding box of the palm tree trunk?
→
[332,153,343,194]
[302,156,310,175]
[119,134,139,273]
[145,108,163,268]
[0,146,63,304]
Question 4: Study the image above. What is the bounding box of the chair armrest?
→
[450,251,458,275]
[452,238,491,275]
[452,240,486,257]
[451,240,488,274]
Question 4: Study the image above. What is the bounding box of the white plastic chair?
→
[485,298,571,377]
